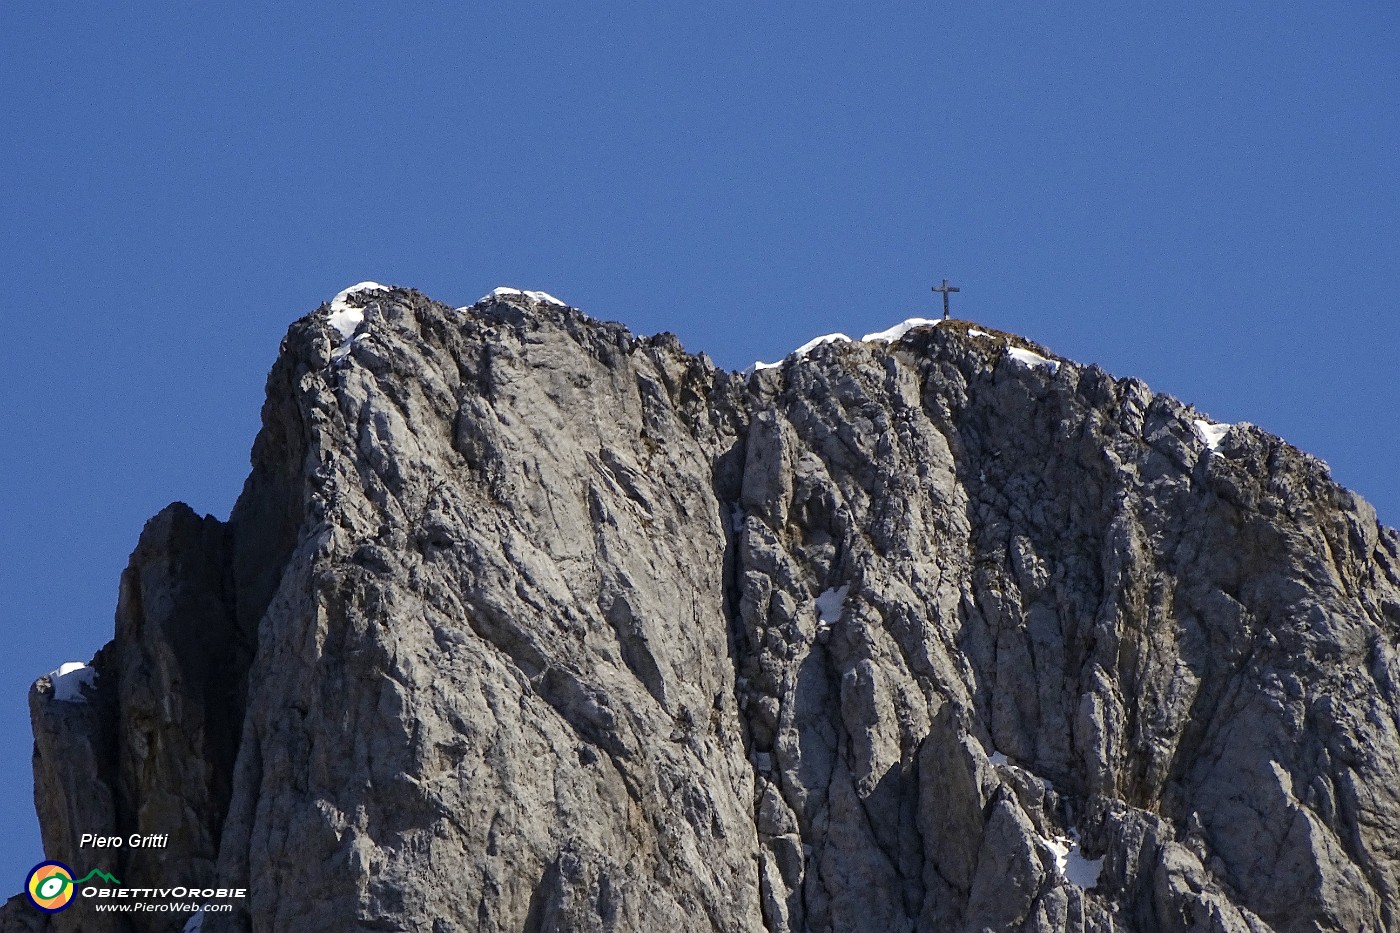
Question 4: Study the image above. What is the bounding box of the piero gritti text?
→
[79,833,169,849]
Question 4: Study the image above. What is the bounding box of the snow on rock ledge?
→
[814,584,850,628]
[793,333,852,356]
[474,287,569,308]
[328,282,390,338]
[1006,346,1061,374]
[751,317,1049,374]
[48,662,96,703]
[751,333,851,373]
[1043,833,1103,890]
[861,317,942,343]
[1193,419,1232,452]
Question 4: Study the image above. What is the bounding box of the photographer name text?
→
[79,833,169,849]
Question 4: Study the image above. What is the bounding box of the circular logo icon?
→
[25,862,75,913]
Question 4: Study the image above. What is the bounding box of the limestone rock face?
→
[7,287,1400,933]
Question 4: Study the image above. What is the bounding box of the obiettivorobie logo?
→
[25,862,121,913]
[24,860,246,918]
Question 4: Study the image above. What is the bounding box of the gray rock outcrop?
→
[5,286,1399,932]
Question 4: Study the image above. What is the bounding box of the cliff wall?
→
[9,287,1400,932]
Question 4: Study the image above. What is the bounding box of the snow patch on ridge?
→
[862,317,941,343]
[49,662,96,703]
[792,333,852,356]
[328,282,389,338]
[476,286,569,307]
[1193,419,1232,452]
[747,317,1056,376]
[750,315,1010,372]
[751,333,851,372]
[1006,346,1060,374]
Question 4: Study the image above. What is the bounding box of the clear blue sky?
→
[2,3,1396,888]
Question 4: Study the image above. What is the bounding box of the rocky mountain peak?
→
[7,286,1399,932]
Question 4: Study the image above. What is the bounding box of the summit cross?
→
[932,279,960,321]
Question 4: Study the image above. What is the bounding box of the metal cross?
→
[932,279,960,321]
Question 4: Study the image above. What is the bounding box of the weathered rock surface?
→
[5,286,1400,932]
